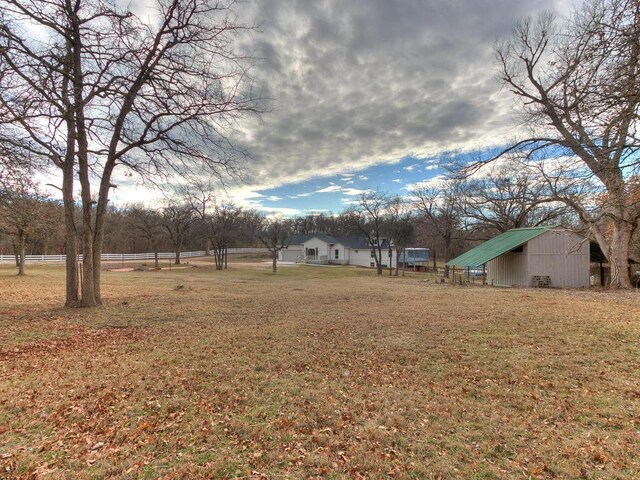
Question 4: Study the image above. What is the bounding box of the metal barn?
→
[446,228,591,288]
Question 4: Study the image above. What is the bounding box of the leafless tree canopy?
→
[385,196,415,276]
[205,202,250,270]
[0,169,52,275]
[162,203,197,265]
[127,206,165,269]
[458,159,573,238]
[256,217,293,273]
[495,0,640,287]
[347,191,391,275]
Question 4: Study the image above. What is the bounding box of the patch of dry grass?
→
[1,263,639,479]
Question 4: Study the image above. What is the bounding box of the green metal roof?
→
[445,227,549,268]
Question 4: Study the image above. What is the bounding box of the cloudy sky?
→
[108,0,576,215]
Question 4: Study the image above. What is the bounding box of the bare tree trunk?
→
[214,247,223,270]
[59,36,79,307]
[69,10,99,308]
[175,249,181,265]
[92,163,117,305]
[444,236,451,278]
[79,205,96,307]
[154,249,159,269]
[272,251,277,273]
[17,232,25,276]
[224,248,228,269]
[376,245,383,275]
[607,221,633,289]
[63,158,79,307]
[12,241,19,267]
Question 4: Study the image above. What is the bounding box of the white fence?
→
[0,248,269,263]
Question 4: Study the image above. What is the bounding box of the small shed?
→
[446,227,590,288]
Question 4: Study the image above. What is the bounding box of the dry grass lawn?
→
[1,261,639,479]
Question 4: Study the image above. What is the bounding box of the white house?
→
[279,234,397,268]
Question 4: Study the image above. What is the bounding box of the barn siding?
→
[486,246,529,286]
[527,231,589,288]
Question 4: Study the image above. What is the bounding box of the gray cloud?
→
[234,0,574,189]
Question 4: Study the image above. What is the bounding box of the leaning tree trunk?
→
[92,162,118,306]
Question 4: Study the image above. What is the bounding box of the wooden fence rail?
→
[0,248,269,263]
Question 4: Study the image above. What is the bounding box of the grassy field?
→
[1,261,639,479]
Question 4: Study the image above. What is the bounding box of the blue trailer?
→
[398,248,430,270]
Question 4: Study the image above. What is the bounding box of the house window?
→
[370,262,375,267]
[370,250,375,258]
[334,249,339,259]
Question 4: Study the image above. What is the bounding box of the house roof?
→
[289,234,391,249]
[334,236,391,249]
[288,234,336,245]
[445,227,549,268]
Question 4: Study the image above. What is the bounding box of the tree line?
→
[8,158,636,278]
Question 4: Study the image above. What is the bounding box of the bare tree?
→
[29,199,66,256]
[347,191,390,275]
[178,181,217,256]
[0,0,259,305]
[0,172,49,275]
[257,217,293,273]
[128,206,165,269]
[206,203,245,270]
[386,196,415,276]
[162,204,196,265]
[412,181,464,277]
[495,0,640,287]
[458,158,572,238]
